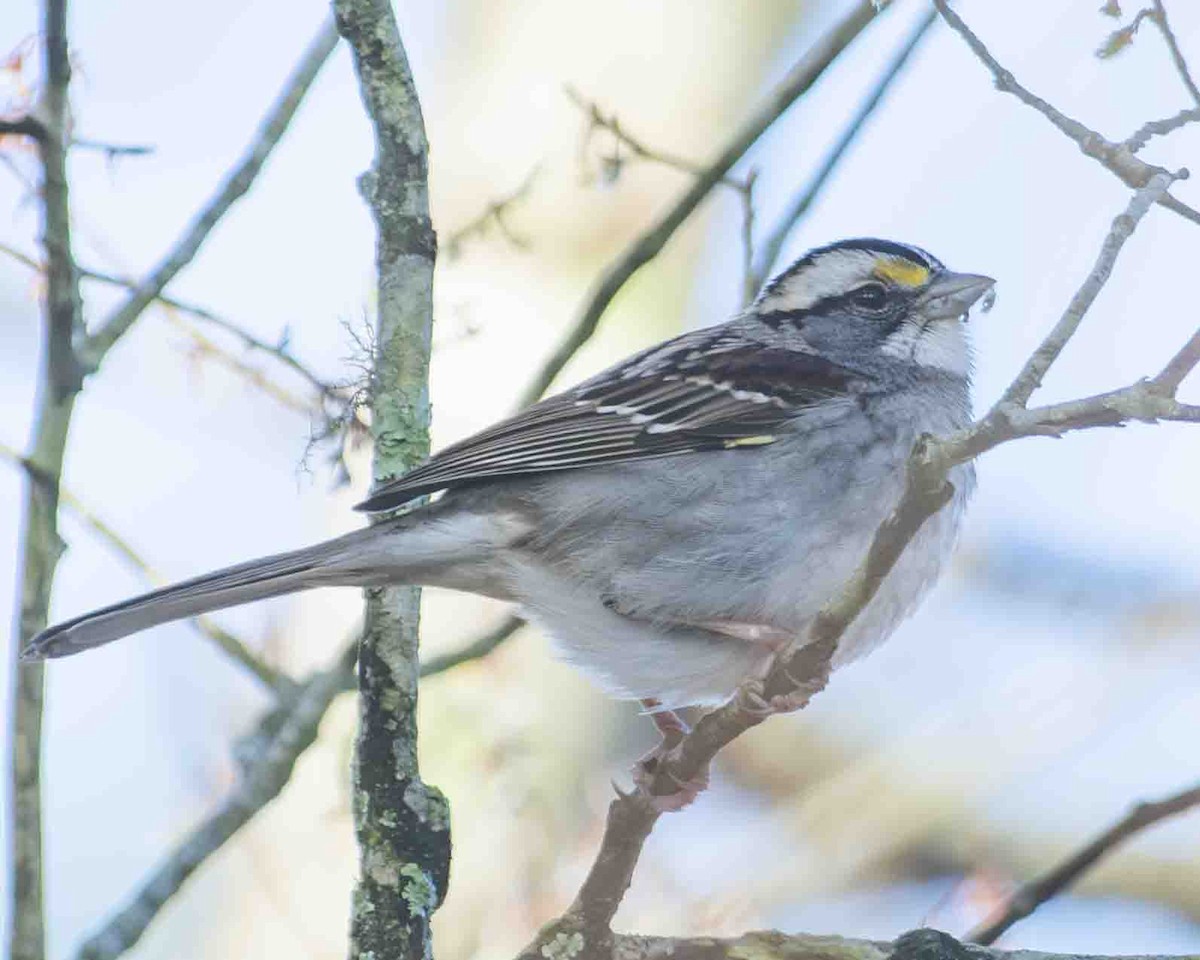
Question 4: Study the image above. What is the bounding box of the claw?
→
[630,700,709,812]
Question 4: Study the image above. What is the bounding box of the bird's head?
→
[754,238,995,378]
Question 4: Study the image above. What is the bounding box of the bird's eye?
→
[851,283,889,311]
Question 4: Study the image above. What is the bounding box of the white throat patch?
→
[881,318,973,377]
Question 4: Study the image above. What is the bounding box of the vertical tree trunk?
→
[9,3,84,958]
[333,2,451,957]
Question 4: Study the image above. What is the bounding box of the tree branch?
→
[931,0,1199,229]
[994,172,1176,408]
[1124,106,1200,152]
[79,19,339,369]
[333,2,449,958]
[1152,325,1200,394]
[970,781,1200,945]
[612,926,1200,960]
[0,240,346,407]
[1150,0,1200,108]
[517,0,881,407]
[9,3,82,957]
[750,8,937,293]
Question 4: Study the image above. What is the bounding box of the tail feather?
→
[21,529,376,661]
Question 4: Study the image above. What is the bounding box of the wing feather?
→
[356,327,865,512]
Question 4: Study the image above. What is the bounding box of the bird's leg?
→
[631,699,710,812]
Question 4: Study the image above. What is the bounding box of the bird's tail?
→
[22,526,391,661]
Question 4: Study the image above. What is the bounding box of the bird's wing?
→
[356,327,865,512]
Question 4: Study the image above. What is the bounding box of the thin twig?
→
[994,172,1176,409]
[1152,326,1200,393]
[750,8,937,293]
[444,166,541,258]
[969,781,1200,945]
[518,0,881,407]
[0,243,343,405]
[79,19,339,369]
[1151,0,1200,107]
[932,0,1199,230]
[566,86,749,192]
[71,642,357,960]
[70,138,154,159]
[738,168,758,307]
[1125,106,1200,152]
[418,616,523,679]
[0,115,46,140]
[0,440,295,694]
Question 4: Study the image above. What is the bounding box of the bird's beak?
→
[918,271,996,321]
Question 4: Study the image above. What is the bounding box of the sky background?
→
[3,0,1200,957]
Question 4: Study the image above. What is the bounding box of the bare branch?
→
[0,439,293,694]
[418,615,522,679]
[970,781,1200,945]
[0,115,46,140]
[566,86,749,190]
[70,138,154,160]
[1153,325,1200,393]
[994,172,1176,409]
[71,643,356,960]
[1151,0,1200,107]
[1125,106,1200,152]
[79,19,339,368]
[444,165,541,258]
[10,2,82,956]
[739,168,758,306]
[613,926,1200,960]
[750,8,937,292]
[518,0,881,407]
[931,0,1196,229]
[0,240,359,430]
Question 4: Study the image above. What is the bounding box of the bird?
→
[24,237,993,806]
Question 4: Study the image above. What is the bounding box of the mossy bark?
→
[334,1,450,957]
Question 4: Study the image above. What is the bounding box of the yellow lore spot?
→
[723,435,777,449]
[874,257,930,288]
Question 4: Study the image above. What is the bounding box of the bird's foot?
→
[734,673,824,717]
[631,700,709,812]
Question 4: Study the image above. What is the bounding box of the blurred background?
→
[3,0,1200,957]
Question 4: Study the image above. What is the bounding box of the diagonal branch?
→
[79,19,339,369]
[993,172,1176,408]
[750,8,938,293]
[969,781,1200,945]
[1151,0,1200,107]
[518,0,881,407]
[612,926,1200,960]
[1152,325,1200,394]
